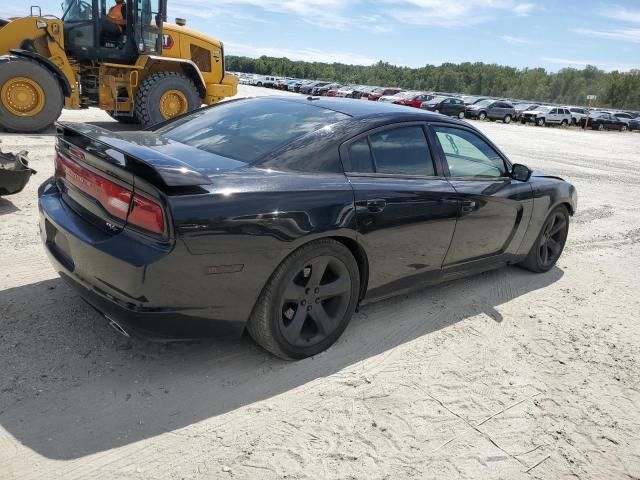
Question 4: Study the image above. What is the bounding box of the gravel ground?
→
[1,85,639,479]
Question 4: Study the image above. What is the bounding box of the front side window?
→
[433,126,506,178]
[346,126,435,176]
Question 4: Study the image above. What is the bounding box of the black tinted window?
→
[369,126,435,176]
[157,98,348,163]
[348,138,374,173]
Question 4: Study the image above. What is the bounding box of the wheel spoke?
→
[283,283,305,302]
[307,257,329,288]
[549,218,567,236]
[547,238,561,255]
[309,304,335,335]
[318,276,350,299]
[540,244,549,264]
[281,307,307,344]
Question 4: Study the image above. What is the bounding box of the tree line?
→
[226,55,640,110]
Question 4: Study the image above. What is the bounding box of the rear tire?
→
[135,72,201,128]
[247,239,360,360]
[0,58,63,133]
[519,205,569,273]
[561,119,568,126]
[621,125,628,132]
[458,111,465,119]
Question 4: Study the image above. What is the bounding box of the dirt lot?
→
[1,85,639,480]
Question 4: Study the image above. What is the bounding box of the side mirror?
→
[511,163,532,182]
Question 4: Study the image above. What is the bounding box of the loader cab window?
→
[63,0,94,21]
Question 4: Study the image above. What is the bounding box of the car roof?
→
[262,96,457,121]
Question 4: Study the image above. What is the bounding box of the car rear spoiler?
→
[57,122,212,187]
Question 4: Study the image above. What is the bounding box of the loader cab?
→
[62,0,166,63]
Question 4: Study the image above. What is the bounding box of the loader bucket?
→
[0,146,35,196]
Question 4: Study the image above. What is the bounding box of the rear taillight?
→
[56,152,131,220]
[128,194,165,235]
[55,151,165,235]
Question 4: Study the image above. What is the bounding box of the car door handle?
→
[366,198,387,213]
[461,200,476,213]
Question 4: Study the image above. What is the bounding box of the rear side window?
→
[346,126,435,176]
[369,126,435,176]
[157,99,348,163]
[433,126,506,178]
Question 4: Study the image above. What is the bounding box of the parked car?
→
[580,112,629,131]
[567,107,587,125]
[465,100,516,123]
[613,112,635,125]
[253,75,278,87]
[521,106,572,126]
[300,81,326,95]
[379,91,414,103]
[314,83,342,96]
[368,88,403,101]
[420,96,466,118]
[352,86,377,99]
[40,97,576,359]
[629,117,640,131]
[461,96,488,106]
[513,103,539,120]
[335,85,359,98]
[393,92,435,108]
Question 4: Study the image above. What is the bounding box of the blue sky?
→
[9,0,640,71]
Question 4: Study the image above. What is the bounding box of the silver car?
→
[522,106,572,126]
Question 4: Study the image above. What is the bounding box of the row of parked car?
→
[233,73,640,132]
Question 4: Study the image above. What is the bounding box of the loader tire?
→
[0,58,63,133]
[107,111,140,124]
[135,72,201,127]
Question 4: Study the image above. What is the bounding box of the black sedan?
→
[38,97,577,359]
[581,112,629,131]
[420,96,466,118]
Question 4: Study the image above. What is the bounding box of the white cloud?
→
[225,41,377,65]
[542,57,638,72]
[177,0,355,30]
[501,34,534,45]
[382,0,539,27]
[512,3,535,16]
[599,5,640,24]
[573,27,640,44]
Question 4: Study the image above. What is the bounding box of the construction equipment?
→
[0,2,237,132]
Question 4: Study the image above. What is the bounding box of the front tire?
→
[0,58,63,133]
[503,114,512,124]
[621,125,628,132]
[519,206,569,273]
[247,239,360,360]
[536,117,545,127]
[478,111,487,120]
[135,72,201,127]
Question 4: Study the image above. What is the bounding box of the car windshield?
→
[537,106,552,112]
[156,99,349,164]
[473,99,492,107]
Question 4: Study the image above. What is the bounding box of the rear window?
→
[156,98,349,163]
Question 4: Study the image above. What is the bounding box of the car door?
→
[440,98,453,115]
[488,102,501,119]
[341,123,459,297]
[452,99,465,116]
[429,124,534,267]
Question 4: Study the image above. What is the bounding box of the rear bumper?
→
[38,179,253,340]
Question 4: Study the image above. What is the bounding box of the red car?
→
[326,89,339,97]
[368,88,403,101]
[393,92,435,108]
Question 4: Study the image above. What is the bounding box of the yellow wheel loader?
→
[0,2,237,132]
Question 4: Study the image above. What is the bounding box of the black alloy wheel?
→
[519,206,569,273]
[247,239,360,359]
[279,256,351,347]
